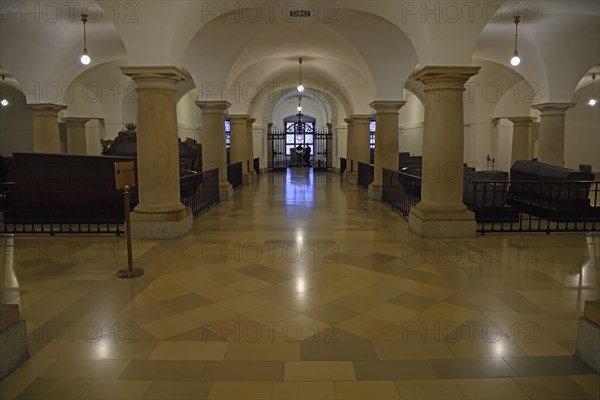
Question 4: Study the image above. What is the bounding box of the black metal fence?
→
[358,162,374,190]
[381,168,600,234]
[471,179,600,234]
[253,158,260,175]
[0,181,128,235]
[0,169,222,235]
[227,162,243,189]
[382,169,421,217]
[180,168,220,217]
[340,158,347,175]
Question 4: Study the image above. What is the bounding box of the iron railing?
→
[0,181,129,235]
[227,162,243,189]
[180,168,219,217]
[470,179,600,234]
[381,168,600,234]
[357,162,374,190]
[382,169,421,217]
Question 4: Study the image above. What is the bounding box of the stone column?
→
[343,117,355,182]
[195,101,233,200]
[408,66,480,238]
[62,117,91,155]
[350,115,372,184]
[120,66,192,239]
[532,103,575,166]
[247,117,256,181]
[508,116,536,167]
[229,114,250,184]
[368,101,405,200]
[531,121,540,159]
[25,103,67,153]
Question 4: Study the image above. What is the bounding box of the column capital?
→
[120,66,187,90]
[246,117,256,126]
[61,116,93,127]
[228,114,251,123]
[349,114,373,123]
[25,103,67,115]
[195,101,231,114]
[412,66,481,86]
[344,117,354,126]
[532,102,576,115]
[369,101,406,114]
[507,116,537,127]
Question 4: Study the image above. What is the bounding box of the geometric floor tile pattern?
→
[1,169,598,399]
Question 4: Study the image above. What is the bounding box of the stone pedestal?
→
[26,103,67,153]
[121,66,192,239]
[368,101,405,200]
[229,114,250,184]
[408,66,480,238]
[62,117,92,155]
[0,304,29,380]
[532,102,575,166]
[509,116,536,167]
[343,117,355,183]
[196,101,233,200]
[247,117,256,182]
[576,301,600,373]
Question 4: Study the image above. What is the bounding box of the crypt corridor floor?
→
[0,169,599,399]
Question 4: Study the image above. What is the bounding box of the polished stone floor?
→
[0,168,599,399]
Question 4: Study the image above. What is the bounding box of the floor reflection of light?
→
[295,277,306,292]
[95,340,111,359]
[1,236,19,289]
[493,341,505,357]
[284,168,315,206]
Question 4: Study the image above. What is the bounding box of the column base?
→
[344,171,358,184]
[408,205,476,238]
[248,170,257,183]
[368,183,383,200]
[130,207,193,239]
[242,174,250,184]
[219,182,234,201]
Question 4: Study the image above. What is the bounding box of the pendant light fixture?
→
[589,74,597,106]
[510,15,521,66]
[80,14,91,65]
[1,75,8,107]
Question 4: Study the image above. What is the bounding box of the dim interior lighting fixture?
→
[296,58,304,122]
[80,14,91,65]
[510,15,521,66]
[589,74,597,106]
[297,57,304,93]
[1,75,8,107]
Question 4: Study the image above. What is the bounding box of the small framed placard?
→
[114,161,136,190]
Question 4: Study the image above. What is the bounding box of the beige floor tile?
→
[141,315,200,340]
[34,338,158,360]
[569,374,600,400]
[229,277,273,292]
[147,341,229,360]
[395,379,465,399]
[80,379,152,399]
[339,314,396,340]
[143,381,212,400]
[181,303,237,325]
[284,361,356,381]
[208,381,272,399]
[224,342,300,360]
[374,341,453,360]
[335,380,401,399]
[219,294,269,313]
[455,378,529,399]
[366,303,419,325]
[40,358,130,379]
[272,381,336,399]
[0,358,56,400]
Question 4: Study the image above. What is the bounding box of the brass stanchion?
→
[117,184,144,278]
